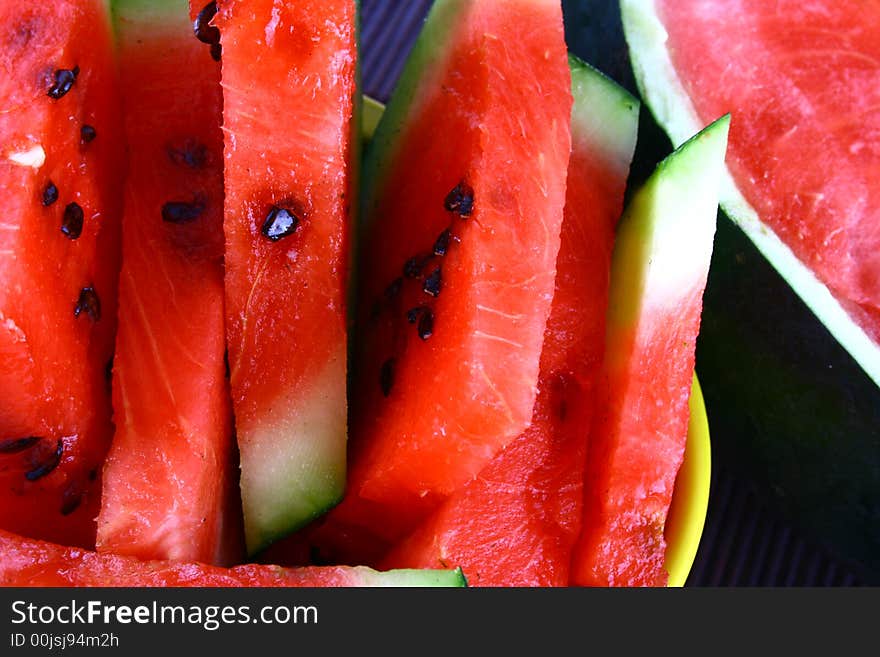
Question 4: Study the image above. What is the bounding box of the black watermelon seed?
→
[444,181,474,217]
[418,308,434,340]
[168,140,207,169]
[210,42,222,62]
[384,277,403,301]
[380,358,395,397]
[223,350,230,379]
[0,436,41,454]
[60,489,83,516]
[404,255,431,279]
[47,66,79,99]
[433,228,451,256]
[162,199,205,224]
[194,2,221,44]
[61,202,84,239]
[406,306,423,324]
[423,267,442,297]
[42,180,58,206]
[261,205,300,241]
[80,124,97,143]
[74,287,101,321]
[88,468,98,482]
[25,439,63,481]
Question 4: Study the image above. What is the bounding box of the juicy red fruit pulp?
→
[0,0,124,548]
[658,0,880,341]
[95,0,238,566]
[310,0,573,561]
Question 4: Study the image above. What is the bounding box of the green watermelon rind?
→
[568,54,640,170]
[619,0,880,388]
[609,114,729,334]
[362,567,468,587]
[111,0,183,27]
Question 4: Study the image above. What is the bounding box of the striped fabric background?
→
[358,0,864,587]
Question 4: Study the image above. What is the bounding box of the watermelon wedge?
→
[315,0,572,555]
[95,0,237,566]
[215,0,358,554]
[571,115,729,587]
[0,0,124,547]
[0,529,465,587]
[381,57,639,586]
[621,0,880,386]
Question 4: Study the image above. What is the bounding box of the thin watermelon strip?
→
[382,58,639,586]
[317,0,573,553]
[621,0,880,387]
[216,0,357,554]
[95,0,237,565]
[0,529,465,587]
[0,0,124,547]
[571,116,729,587]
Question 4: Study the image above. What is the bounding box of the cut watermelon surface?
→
[571,116,729,587]
[382,58,639,586]
[621,0,880,386]
[0,0,124,547]
[314,0,573,555]
[0,529,465,587]
[95,0,236,566]
[216,0,358,554]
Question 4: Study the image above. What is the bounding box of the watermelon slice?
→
[0,0,124,547]
[215,0,358,554]
[0,529,465,587]
[571,115,729,587]
[381,57,639,586]
[95,0,237,565]
[621,0,880,386]
[315,0,572,554]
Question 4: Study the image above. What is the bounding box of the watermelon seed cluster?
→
[40,62,104,330]
[375,180,473,394]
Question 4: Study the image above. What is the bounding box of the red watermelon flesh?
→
[216,0,357,554]
[0,529,465,587]
[656,0,880,341]
[0,0,124,547]
[316,0,573,554]
[95,0,237,566]
[570,116,729,587]
[381,59,639,586]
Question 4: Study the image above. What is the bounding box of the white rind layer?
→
[620,0,880,388]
